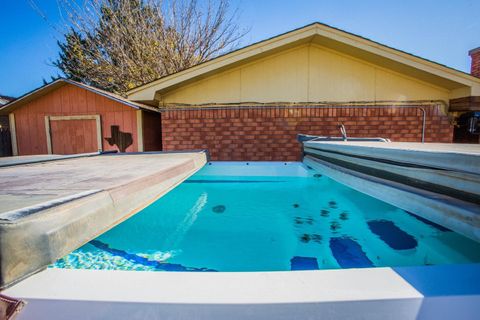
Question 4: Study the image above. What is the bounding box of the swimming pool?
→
[53,162,480,272]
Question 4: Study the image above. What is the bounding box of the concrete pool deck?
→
[0,152,102,168]
[0,151,208,289]
[2,159,480,319]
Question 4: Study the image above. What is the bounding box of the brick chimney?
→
[469,47,480,78]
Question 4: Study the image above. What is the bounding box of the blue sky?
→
[1,0,479,97]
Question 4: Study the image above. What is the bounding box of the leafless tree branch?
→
[31,0,248,95]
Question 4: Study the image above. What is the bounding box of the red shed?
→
[0,79,162,156]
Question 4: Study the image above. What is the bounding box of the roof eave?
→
[0,79,160,115]
[127,22,480,102]
[0,79,66,115]
[126,24,319,99]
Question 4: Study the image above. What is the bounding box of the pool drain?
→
[212,205,226,213]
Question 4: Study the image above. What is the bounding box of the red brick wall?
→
[161,105,453,161]
[470,48,480,78]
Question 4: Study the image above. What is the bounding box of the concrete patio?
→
[0,151,207,288]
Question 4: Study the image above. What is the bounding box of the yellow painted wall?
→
[160,44,450,105]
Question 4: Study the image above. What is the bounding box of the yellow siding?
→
[164,69,241,103]
[308,46,376,101]
[374,68,449,101]
[240,47,309,102]
[160,44,450,105]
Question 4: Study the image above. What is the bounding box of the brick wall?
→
[469,47,480,78]
[161,105,453,161]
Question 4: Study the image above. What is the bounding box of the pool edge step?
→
[303,155,480,243]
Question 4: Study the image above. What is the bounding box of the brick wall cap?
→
[469,47,480,56]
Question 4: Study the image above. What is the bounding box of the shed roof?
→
[0,95,15,106]
[0,79,160,115]
[127,22,480,102]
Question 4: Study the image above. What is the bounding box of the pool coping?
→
[4,161,480,319]
[0,151,208,289]
[3,264,480,319]
[303,141,480,175]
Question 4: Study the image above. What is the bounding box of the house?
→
[0,95,15,157]
[0,95,15,106]
[127,22,480,160]
[0,79,162,156]
[2,23,479,159]
[0,95,14,129]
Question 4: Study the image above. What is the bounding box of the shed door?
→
[46,115,102,155]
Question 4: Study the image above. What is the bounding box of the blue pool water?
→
[54,162,480,272]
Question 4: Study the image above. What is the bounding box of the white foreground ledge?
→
[4,264,480,320]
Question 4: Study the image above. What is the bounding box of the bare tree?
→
[34,0,247,95]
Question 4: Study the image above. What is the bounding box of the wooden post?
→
[136,110,144,152]
[9,113,18,156]
[44,116,52,154]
